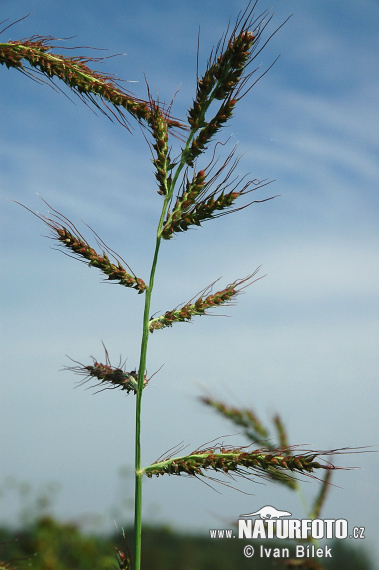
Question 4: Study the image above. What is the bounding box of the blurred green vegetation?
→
[0,517,374,570]
[0,476,374,569]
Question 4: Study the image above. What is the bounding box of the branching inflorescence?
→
[5,4,357,569]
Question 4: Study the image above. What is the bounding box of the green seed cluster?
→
[162,186,242,239]
[55,226,147,293]
[151,108,174,196]
[161,169,206,237]
[273,414,290,450]
[188,31,255,128]
[185,31,255,166]
[186,99,237,165]
[149,277,250,332]
[144,449,334,479]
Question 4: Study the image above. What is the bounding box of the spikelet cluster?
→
[162,150,272,239]
[0,34,184,131]
[54,225,146,293]
[184,1,276,167]
[16,200,146,294]
[186,27,255,165]
[149,273,259,332]
[66,346,149,394]
[148,100,176,196]
[143,446,337,479]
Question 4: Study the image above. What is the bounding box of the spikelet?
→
[65,344,149,394]
[15,199,147,294]
[184,3,286,166]
[114,548,132,570]
[149,272,261,332]
[113,526,132,570]
[145,87,177,197]
[142,444,340,480]
[0,20,184,132]
[162,148,274,239]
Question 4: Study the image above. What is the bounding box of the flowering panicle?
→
[16,200,147,294]
[162,150,273,239]
[65,345,149,394]
[0,28,184,131]
[142,445,338,480]
[149,273,260,332]
[184,3,277,166]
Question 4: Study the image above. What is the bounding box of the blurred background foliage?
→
[0,477,374,570]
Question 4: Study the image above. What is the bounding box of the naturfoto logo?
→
[238,504,348,540]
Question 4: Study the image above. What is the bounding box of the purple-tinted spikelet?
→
[143,445,341,481]
[65,345,149,394]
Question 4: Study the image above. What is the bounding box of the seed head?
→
[143,444,341,482]
[65,344,150,394]
[0,22,185,132]
[149,271,262,332]
[15,199,147,294]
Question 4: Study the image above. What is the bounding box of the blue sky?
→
[1,0,378,563]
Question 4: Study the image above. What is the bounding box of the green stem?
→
[133,190,172,570]
[132,98,216,567]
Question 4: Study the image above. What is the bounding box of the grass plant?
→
[1,3,360,568]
